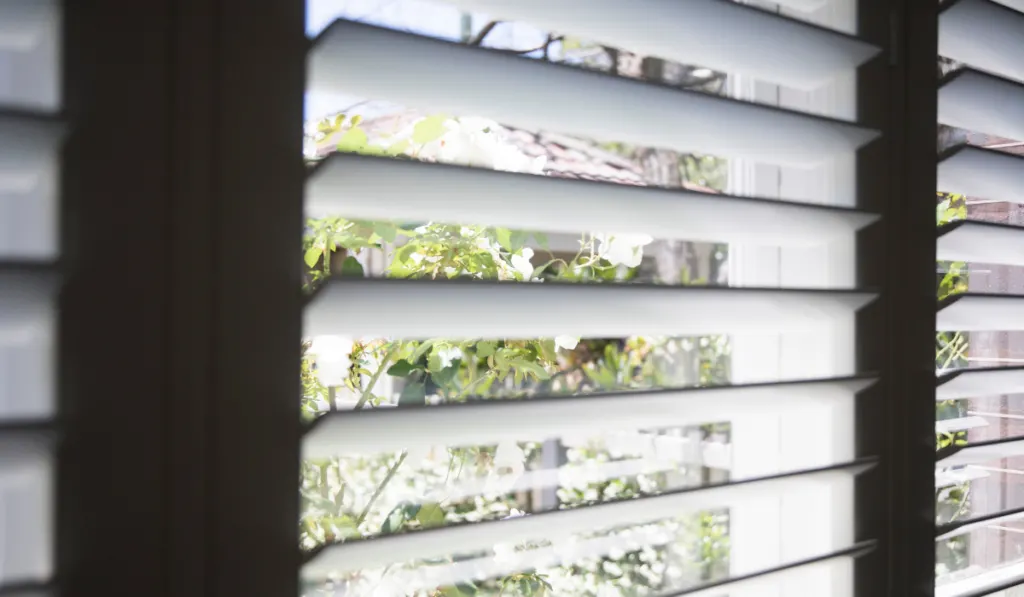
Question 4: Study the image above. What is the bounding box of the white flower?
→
[594,232,654,268]
[486,440,526,494]
[416,117,547,175]
[308,335,354,387]
[494,440,525,471]
[555,335,579,351]
[596,585,624,597]
[510,247,535,280]
[435,346,463,369]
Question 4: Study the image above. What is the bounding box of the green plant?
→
[299,113,733,596]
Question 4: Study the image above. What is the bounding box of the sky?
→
[304,0,549,122]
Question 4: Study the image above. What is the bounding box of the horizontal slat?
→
[938,221,1024,266]
[0,269,56,421]
[305,279,877,340]
[302,461,870,581]
[939,69,1024,141]
[938,437,1024,467]
[938,145,1024,203]
[426,0,878,90]
[937,415,989,433]
[994,0,1024,10]
[936,466,989,487]
[937,506,1024,541]
[307,20,879,168]
[938,366,1024,400]
[678,547,867,597]
[351,534,869,597]
[0,431,51,587]
[939,294,1024,332]
[940,0,1024,83]
[936,560,1024,597]
[0,0,56,52]
[0,584,51,597]
[0,112,63,260]
[304,376,875,459]
[306,154,879,246]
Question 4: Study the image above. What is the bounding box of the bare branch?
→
[469,20,501,46]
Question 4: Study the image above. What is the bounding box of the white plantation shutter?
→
[936,1,1024,596]
[300,2,887,595]
[0,0,60,592]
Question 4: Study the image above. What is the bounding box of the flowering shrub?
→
[300,112,731,596]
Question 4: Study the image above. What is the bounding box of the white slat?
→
[0,113,63,260]
[0,271,55,421]
[304,377,874,459]
[0,433,51,586]
[940,0,1024,83]
[938,438,1024,467]
[307,21,879,168]
[305,280,876,340]
[937,222,1024,266]
[0,0,56,52]
[938,367,1024,400]
[936,415,989,433]
[936,560,1024,597]
[427,0,878,90]
[302,464,864,580]
[938,146,1024,204]
[684,554,858,597]
[0,0,60,111]
[307,154,879,246]
[994,0,1024,11]
[936,466,989,487]
[938,294,1024,332]
[937,509,1024,541]
[939,69,1024,141]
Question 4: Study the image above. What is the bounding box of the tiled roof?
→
[315,109,716,192]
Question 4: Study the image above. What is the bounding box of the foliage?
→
[299,113,733,595]
[935,191,971,577]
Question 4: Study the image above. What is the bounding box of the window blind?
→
[936,1,1024,595]
[299,1,886,596]
[0,0,60,593]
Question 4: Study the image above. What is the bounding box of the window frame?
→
[55,0,941,596]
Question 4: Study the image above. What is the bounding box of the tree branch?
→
[469,20,501,45]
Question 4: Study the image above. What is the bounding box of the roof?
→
[313,108,717,193]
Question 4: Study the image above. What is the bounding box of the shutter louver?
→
[936,1,1024,595]
[301,3,882,596]
[0,0,60,593]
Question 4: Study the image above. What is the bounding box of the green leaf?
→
[513,359,551,381]
[431,364,460,388]
[412,114,449,144]
[533,232,549,249]
[340,256,364,277]
[416,502,445,528]
[373,222,398,243]
[427,345,450,372]
[386,139,410,156]
[395,243,417,264]
[399,382,426,406]
[410,340,435,363]
[386,359,417,377]
[332,114,345,129]
[475,340,497,358]
[509,230,530,251]
[336,127,369,153]
[350,114,363,126]
[381,505,407,534]
[303,247,322,268]
[495,228,513,251]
